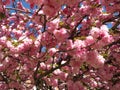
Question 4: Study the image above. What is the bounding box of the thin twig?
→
[5,7,33,14]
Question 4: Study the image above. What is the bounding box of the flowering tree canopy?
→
[0,0,120,90]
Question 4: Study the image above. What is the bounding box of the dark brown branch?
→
[111,18,120,30]
[35,4,44,15]
[68,15,88,39]
[103,13,120,24]
[38,55,71,79]
[0,72,9,84]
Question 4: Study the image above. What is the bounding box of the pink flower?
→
[45,77,58,87]
[41,32,57,48]
[100,25,109,32]
[87,50,105,68]
[73,81,84,90]
[113,53,120,62]
[43,5,56,17]
[2,0,10,5]
[85,36,95,46]
[70,59,83,69]
[47,22,56,33]
[98,65,115,81]
[66,0,79,7]
[48,48,57,56]
[26,0,43,7]
[0,36,7,46]
[90,25,109,38]
[67,80,84,90]
[66,40,74,50]
[89,25,114,49]
[101,35,114,45]
[110,83,120,90]
[89,27,100,38]
[54,69,68,81]
[17,44,25,53]
[72,40,87,62]
[54,28,69,42]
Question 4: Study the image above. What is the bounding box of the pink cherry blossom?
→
[53,28,69,42]
[87,50,105,68]
[0,0,119,90]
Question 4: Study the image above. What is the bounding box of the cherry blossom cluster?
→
[0,0,120,90]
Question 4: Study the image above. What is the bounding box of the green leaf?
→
[65,25,70,29]
[102,53,108,59]
[12,41,19,47]
[0,12,6,20]
[74,36,86,40]
[29,34,36,41]
[59,21,65,27]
